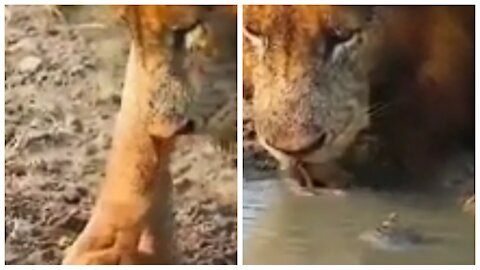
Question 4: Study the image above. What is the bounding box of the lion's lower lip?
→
[270,132,327,157]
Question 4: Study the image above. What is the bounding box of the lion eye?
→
[331,26,355,42]
[185,23,211,52]
[323,26,357,60]
[170,21,202,50]
[243,26,268,57]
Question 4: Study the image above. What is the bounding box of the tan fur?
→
[63,6,236,264]
[244,6,473,190]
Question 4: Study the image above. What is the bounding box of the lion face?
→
[244,6,377,162]
[119,5,237,138]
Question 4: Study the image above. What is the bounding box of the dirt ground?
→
[5,6,237,265]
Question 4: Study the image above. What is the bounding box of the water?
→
[243,178,475,265]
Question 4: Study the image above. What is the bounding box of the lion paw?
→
[62,225,139,265]
[63,220,174,265]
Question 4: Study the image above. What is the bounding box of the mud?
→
[5,5,236,265]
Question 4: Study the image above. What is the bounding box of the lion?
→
[62,5,236,264]
[244,6,474,194]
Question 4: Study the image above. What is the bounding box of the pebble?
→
[75,186,89,197]
[85,144,98,156]
[7,39,37,54]
[62,188,82,204]
[98,134,111,149]
[57,236,72,248]
[40,249,56,262]
[68,117,83,133]
[174,178,193,194]
[18,55,42,73]
[69,64,85,77]
[110,93,122,105]
[57,211,87,232]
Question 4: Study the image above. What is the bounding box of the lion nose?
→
[273,132,327,156]
[176,119,195,135]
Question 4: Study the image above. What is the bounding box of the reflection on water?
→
[243,178,474,265]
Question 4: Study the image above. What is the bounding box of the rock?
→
[174,178,193,194]
[85,144,97,156]
[110,93,122,105]
[7,39,38,54]
[75,186,89,197]
[69,64,85,77]
[57,236,73,248]
[67,117,83,133]
[62,194,79,205]
[47,28,60,36]
[57,211,87,232]
[41,249,57,262]
[18,56,42,73]
[9,219,33,240]
[62,188,82,204]
[98,134,111,149]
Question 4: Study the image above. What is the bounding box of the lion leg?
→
[63,41,177,264]
[61,207,142,264]
[136,169,177,264]
[137,219,176,264]
[62,121,176,264]
[63,117,176,264]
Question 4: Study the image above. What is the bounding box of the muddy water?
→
[243,177,474,265]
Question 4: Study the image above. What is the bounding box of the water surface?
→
[244,177,474,265]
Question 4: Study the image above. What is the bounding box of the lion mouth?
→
[272,132,328,157]
[258,133,328,169]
